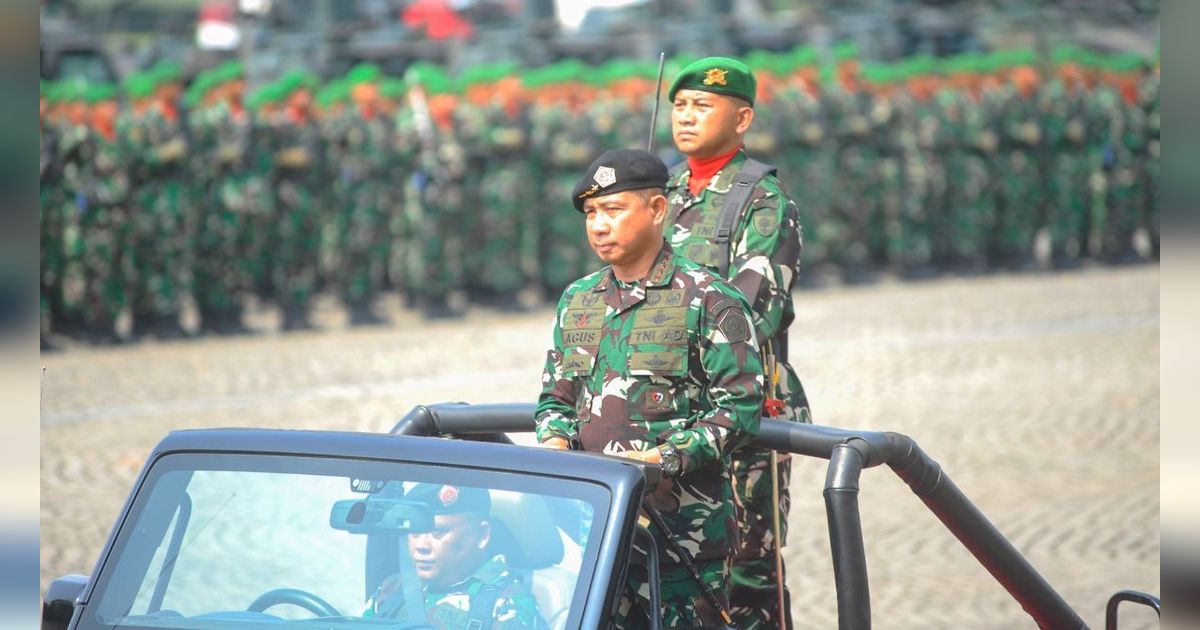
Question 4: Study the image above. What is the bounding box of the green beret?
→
[215,59,245,83]
[85,83,119,103]
[347,62,382,86]
[571,148,668,212]
[789,45,819,68]
[378,77,405,99]
[405,483,490,516]
[279,69,319,97]
[668,56,756,105]
[832,41,859,61]
[148,59,183,84]
[123,72,157,99]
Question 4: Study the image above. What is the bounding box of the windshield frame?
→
[77,446,615,630]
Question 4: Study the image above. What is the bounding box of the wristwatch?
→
[657,443,682,478]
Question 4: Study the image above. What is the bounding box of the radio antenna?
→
[647,52,666,152]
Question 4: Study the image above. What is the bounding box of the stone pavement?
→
[40,265,1160,629]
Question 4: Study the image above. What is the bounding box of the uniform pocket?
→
[562,346,597,378]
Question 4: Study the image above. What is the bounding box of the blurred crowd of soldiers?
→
[40,42,1159,344]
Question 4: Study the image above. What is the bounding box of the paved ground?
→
[40,264,1160,629]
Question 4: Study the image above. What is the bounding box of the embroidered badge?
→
[650,391,666,405]
[577,183,600,199]
[594,165,616,187]
[717,308,751,343]
[703,68,729,86]
[754,212,779,237]
[439,485,459,506]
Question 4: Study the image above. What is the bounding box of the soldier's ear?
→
[735,105,754,135]
[649,192,668,227]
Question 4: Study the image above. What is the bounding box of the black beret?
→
[405,483,491,515]
[571,148,669,212]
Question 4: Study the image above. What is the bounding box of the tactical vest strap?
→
[714,158,777,277]
[465,583,506,630]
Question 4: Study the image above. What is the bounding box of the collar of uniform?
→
[664,149,748,197]
[703,149,748,195]
[592,241,677,294]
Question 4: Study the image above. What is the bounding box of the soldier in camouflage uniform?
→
[464,70,540,309]
[187,61,254,334]
[123,67,191,339]
[366,484,548,629]
[336,64,393,324]
[77,83,130,343]
[662,57,807,629]
[268,72,324,330]
[536,149,763,629]
[399,64,470,318]
[528,62,599,296]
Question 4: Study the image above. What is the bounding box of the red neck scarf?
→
[687,146,741,196]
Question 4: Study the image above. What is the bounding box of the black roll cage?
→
[391,402,1160,630]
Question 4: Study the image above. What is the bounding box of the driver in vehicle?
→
[365,483,550,629]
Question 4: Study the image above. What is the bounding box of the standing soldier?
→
[528,61,600,297]
[79,83,130,342]
[537,148,763,628]
[778,50,834,279]
[188,61,254,333]
[1043,48,1093,268]
[827,48,878,283]
[470,66,540,310]
[399,64,470,318]
[124,66,190,339]
[993,52,1043,270]
[663,57,809,629]
[270,71,324,330]
[337,64,392,324]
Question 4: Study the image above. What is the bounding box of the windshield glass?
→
[81,452,607,630]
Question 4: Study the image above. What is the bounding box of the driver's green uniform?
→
[365,554,548,629]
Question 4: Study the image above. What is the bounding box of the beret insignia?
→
[594,165,616,187]
[438,484,459,507]
[717,307,751,343]
[703,68,729,86]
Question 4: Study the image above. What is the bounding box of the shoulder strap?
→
[714,158,777,277]
[465,582,507,630]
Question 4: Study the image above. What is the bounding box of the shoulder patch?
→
[752,210,780,237]
[716,306,751,343]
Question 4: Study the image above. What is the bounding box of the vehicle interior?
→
[349,483,583,630]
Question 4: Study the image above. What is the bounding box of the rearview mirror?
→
[330,498,434,534]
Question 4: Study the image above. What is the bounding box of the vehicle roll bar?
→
[392,403,1088,630]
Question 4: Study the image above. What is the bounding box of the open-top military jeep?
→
[43,402,1159,629]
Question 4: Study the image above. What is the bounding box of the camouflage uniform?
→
[664,150,807,629]
[469,102,539,303]
[530,101,599,295]
[367,554,548,629]
[190,100,253,332]
[269,111,323,329]
[78,126,130,340]
[535,243,763,628]
[123,105,190,337]
[397,108,470,316]
[335,110,393,322]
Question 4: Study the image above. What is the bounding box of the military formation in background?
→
[39,43,1159,345]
